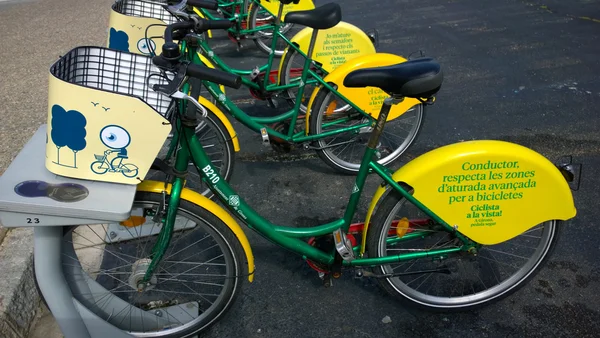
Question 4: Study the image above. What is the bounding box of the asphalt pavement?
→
[2,0,600,337]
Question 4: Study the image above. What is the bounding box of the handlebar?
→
[152,16,241,91]
[185,0,219,10]
[152,55,241,89]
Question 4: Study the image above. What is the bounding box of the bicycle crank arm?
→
[360,267,451,279]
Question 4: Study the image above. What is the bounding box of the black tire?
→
[147,108,235,199]
[278,47,324,113]
[248,3,300,56]
[309,88,425,174]
[366,189,562,312]
[60,191,248,337]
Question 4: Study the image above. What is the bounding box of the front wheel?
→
[148,108,235,198]
[366,190,561,311]
[309,88,424,174]
[121,163,139,178]
[60,191,247,336]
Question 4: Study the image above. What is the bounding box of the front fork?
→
[141,93,200,286]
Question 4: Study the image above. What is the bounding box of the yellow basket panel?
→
[108,0,176,56]
[45,47,172,185]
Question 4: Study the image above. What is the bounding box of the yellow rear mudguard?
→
[305,53,422,133]
[361,140,576,253]
[137,180,255,282]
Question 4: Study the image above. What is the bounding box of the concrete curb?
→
[0,227,41,338]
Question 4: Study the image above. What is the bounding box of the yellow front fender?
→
[197,96,240,152]
[305,53,421,133]
[137,180,255,282]
[361,140,577,253]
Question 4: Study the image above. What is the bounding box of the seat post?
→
[367,95,404,150]
[306,29,319,59]
[276,2,285,24]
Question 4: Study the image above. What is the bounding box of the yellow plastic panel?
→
[137,180,255,282]
[280,22,376,77]
[363,140,576,247]
[45,75,171,185]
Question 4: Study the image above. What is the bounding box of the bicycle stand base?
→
[0,125,136,228]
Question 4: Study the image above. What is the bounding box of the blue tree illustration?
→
[108,28,130,52]
[50,105,87,168]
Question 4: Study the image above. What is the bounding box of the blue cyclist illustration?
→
[90,125,139,178]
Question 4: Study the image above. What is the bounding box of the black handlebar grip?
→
[186,64,242,89]
[202,19,234,31]
[186,0,219,10]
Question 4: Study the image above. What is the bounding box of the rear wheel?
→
[279,47,327,113]
[366,190,561,311]
[249,4,301,56]
[59,191,247,336]
[309,88,424,174]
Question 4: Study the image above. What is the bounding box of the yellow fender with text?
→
[137,180,255,282]
[305,53,422,133]
[361,140,576,253]
[278,21,376,77]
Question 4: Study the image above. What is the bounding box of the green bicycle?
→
[192,0,310,55]
[123,1,425,174]
[58,21,579,336]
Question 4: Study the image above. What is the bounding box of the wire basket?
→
[45,46,172,185]
[50,46,172,115]
[112,0,178,24]
[108,0,181,56]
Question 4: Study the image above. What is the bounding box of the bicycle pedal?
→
[333,229,355,261]
[266,97,279,109]
[260,128,270,146]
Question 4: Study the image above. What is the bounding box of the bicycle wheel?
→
[121,163,139,178]
[90,161,108,175]
[60,191,247,337]
[309,88,424,174]
[366,189,562,311]
[248,4,301,56]
[147,108,235,198]
[279,47,328,113]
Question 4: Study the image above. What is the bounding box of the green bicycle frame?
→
[178,1,378,142]
[142,99,470,282]
[198,0,288,38]
[182,40,374,143]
